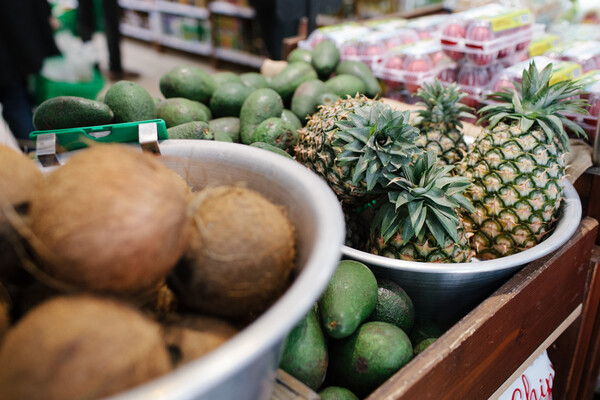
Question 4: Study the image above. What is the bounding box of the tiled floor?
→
[0,33,253,151]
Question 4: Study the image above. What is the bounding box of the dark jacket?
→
[0,0,60,86]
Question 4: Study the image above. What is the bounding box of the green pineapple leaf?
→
[373,150,474,247]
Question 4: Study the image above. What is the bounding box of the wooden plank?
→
[367,217,598,400]
[572,248,600,400]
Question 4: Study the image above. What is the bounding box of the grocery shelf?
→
[214,48,265,69]
[120,23,155,42]
[118,0,155,12]
[155,0,209,19]
[208,1,255,19]
[119,0,263,68]
[160,35,211,56]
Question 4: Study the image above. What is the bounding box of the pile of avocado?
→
[31,40,380,159]
[279,260,440,400]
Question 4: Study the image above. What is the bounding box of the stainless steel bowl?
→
[342,181,582,328]
[109,140,346,400]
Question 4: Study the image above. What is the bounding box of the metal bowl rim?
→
[342,180,582,274]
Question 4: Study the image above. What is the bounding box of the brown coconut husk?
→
[162,313,239,366]
[0,294,173,400]
[26,144,191,295]
[169,185,296,321]
[0,145,43,284]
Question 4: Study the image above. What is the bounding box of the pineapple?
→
[462,62,587,259]
[369,151,474,263]
[295,94,420,209]
[414,81,474,165]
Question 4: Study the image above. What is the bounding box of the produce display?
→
[2,4,597,398]
[279,260,428,399]
[0,142,304,398]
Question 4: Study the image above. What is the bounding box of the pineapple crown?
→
[334,99,420,192]
[415,81,475,129]
[479,61,588,152]
[372,150,474,245]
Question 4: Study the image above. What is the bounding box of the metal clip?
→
[36,133,61,167]
[138,122,161,155]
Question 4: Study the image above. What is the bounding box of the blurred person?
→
[0,0,60,147]
[77,0,139,81]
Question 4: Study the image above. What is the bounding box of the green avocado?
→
[335,60,382,98]
[279,305,328,390]
[156,97,211,128]
[290,79,327,121]
[32,96,114,130]
[318,386,359,400]
[328,321,413,397]
[239,72,269,89]
[269,62,318,105]
[213,71,242,87]
[103,80,157,123]
[287,48,312,64]
[251,117,297,153]
[368,278,415,334]
[324,74,367,98]
[239,88,283,144]
[159,64,217,105]
[318,260,378,339]
[167,121,214,140]
[209,82,253,118]
[209,117,240,143]
[311,40,340,80]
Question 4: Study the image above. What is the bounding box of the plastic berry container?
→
[439,4,535,67]
[406,13,450,40]
[340,29,420,68]
[544,40,600,73]
[372,39,455,95]
[297,22,371,50]
[456,63,491,109]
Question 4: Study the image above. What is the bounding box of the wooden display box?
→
[365,217,600,400]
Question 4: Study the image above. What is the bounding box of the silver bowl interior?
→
[342,181,582,328]
[105,140,346,400]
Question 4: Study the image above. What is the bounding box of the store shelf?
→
[160,35,211,55]
[208,1,255,19]
[119,0,263,68]
[155,0,209,19]
[118,0,155,12]
[120,23,155,41]
[214,47,265,68]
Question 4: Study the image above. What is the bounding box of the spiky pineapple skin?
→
[368,222,472,263]
[461,121,565,259]
[415,126,468,166]
[294,95,380,206]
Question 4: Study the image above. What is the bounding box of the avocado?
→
[156,97,211,128]
[167,121,214,140]
[413,337,436,356]
[318,260,378,339]
[250,142,294,159]
[209,117,240,143]
[316,92,340,108]
[328,321,413,397]
[213,71,242,87]
[290,79,327,121]
[209,82,253,118]
[311,40,340,80]
[335,60,382,98]
[32,96,114,130]
[281,109,302,131]
[103,80,157,123]
[239,88,283,144]
[279,305,328,390]
[269,62,318,105]
[239,72,268,89]
[368,278,415,334]
[318,386,359,400]
[251,117,297,154]
[324,74,367,98]
[159,64,217,105]
[287,48,312,64]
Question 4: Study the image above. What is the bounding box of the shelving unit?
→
[118,0,265,66]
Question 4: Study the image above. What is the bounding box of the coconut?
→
[163,313,239,366]
[0,145,44,281]
[0,295,172,400]
[169,185,296,320]
[27,144,191,295]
